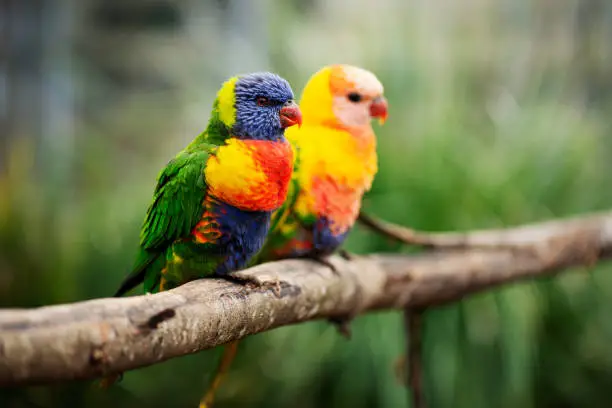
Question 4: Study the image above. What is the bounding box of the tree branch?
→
[1,210,612,387]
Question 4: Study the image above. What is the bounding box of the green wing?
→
[140,149,210,250]
[114,146,213,296]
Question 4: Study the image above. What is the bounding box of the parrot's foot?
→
[256,277,282,298]
[305,255,342,276]
[328,316,353,339]
[224,273,282,298]
[97,372,123,389]
[338,249,357,261]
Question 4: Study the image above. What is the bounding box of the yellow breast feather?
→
[286,124,377,218]
[206,138,264,189]
[205,138,294,212]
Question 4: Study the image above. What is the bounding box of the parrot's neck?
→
[340,123,376,151]
[188,108,230,149]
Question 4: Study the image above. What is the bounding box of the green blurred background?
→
[2,0,612,407]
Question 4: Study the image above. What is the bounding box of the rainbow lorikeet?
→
[201,65,387,408]
[101,72,302,389]
[259,64,387,265]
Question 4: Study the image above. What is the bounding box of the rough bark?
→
[1,210,611,387]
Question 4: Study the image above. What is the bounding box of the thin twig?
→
[358,211,570,250]
[199,340,240,408]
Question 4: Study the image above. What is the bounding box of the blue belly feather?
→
[310,216,349,256]
[209,200,272,275]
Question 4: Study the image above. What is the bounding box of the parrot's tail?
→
[198,340,240,408]
[114,250,163,297]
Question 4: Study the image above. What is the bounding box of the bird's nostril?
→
[284,100,294,107]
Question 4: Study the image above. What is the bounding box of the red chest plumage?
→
[242,139,294,210]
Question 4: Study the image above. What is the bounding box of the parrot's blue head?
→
[216,72,302,141]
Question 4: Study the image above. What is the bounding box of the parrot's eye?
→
[256,96,271,107]
[347,92,362,103]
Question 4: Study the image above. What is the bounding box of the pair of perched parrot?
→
[106,64,388,407]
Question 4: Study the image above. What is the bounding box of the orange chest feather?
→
[291,126,378,233]
[205,138,294,212]
[310,174,364,231]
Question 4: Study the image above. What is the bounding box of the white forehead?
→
[341,65,384,95]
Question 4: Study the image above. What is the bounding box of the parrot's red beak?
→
[280,101,303,129]
[370,96,388,125]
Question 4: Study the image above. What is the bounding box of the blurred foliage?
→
[2,0,612,407]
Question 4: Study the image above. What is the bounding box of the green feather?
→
[114,102,229,297]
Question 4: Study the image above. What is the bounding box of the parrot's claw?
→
[223,273,259,287]
[265,276,282,298]
[225,273,282,298]
[338,249,357,261]
[328,316,353,339]
[306,255,341,276]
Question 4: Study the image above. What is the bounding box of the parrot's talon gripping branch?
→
[226,273,283,298]
[260,278,283,298]
[303,255,342,275]
[223,273,256,286]
[328,316,353,339]
[338,249,357,261]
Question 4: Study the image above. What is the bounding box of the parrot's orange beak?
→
[370,96,388,125]
[280,101,303,129]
